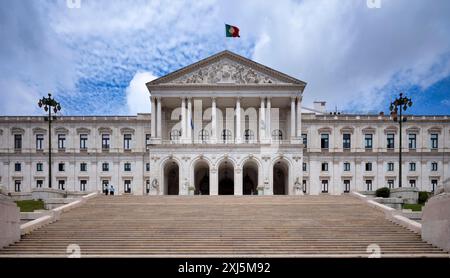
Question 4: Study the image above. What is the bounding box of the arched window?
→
[272,129,283,141]
[221,129,232,143]
[199,129,209,143]
[244,129,254,143]
[169,129,181,141]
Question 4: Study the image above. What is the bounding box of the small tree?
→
[375,187,390,198]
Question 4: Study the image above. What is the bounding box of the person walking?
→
[109,184,115,196]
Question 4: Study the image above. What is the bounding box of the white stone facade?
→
[0,51,449,196]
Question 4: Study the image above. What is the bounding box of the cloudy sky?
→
[1,0,449,116]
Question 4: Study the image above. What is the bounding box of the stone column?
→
[210,168,218,195]
[235,97,241,144]
[211,97,217,143]
[296,96,302,138]
[156,97,162,138]
[151,96,156,138]
[260,97,265,142]
[266,97,271,140]
[290,96,296,139]
[187,97,192,143]
[234,168,243,195]
[181,97,186,141]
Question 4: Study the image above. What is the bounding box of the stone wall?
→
[0,194,20,249]
[422,193,450,252]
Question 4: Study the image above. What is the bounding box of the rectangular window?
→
[321,180,329,193]
[364,134,373,149]
[58,134,66,149]
[14,134,22,149]
[80,180,87,191]
[102,134,110,149]
[409,179,416,188]
[365,162,372,172]
[302,180,307,193]
[124,134,132,150]
[387,179,394,189]
[343,133,351,149]
[14,180,21,192]
[302,163,307,172]
[344,162,351,172]
[80,134,88,150]
[58,163,65,172]
[343,180,350,193]
[409,162,416,172]
[321,134,329,149]
[408,134,416,149]
[36,180,43,188]
[36,163,43,172]
[145,134,151,146]
[431,162,438,171]
[80,163,87,172]
[102,163,109,172]
[302,134,307,148]
[431,179,438,193]
[366,180,373,191]
[321,162,328,172]
[430,133,438,149]
[387,133,395,149]
[36,134,44,150]
[146,163,150,172]
[124,163,131,172]
[58,180,65,190]
[15,162,21,172]
[387,162,394,172]
[124,180,131,193]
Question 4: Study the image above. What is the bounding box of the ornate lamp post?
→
[389,93,413,188]
[38,93,61,189]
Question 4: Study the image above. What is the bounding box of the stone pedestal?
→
[373,197,404,210]
[0,194,20,249]
[422,193,450,252]
[390,187,419,204]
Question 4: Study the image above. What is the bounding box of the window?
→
[343,162,351,172]
[302,134,307,148]
[409,179,416,188]
[302,163,307,172]
[58,180,65,190]
[58,134,66,149]
[123,134,132,150]
[321,134,329,149]
[244,129,254,143]
[146,163,150,172]
[14,180,21,192]
[343,180,350,193]
[408,134,416,149]
[36,134,44,150]
[80,180,87,192]
[14,134,22,149]
[321,162,328,172]
[58,163,65,172]
[221,129,232,143]
[431,179,438,193]
[366,180,373,191]
[409,162,416,172]
[431,162,438,171]
[14,162,21,172]
[365,162,372,172]
[364,134,373,149]
[343,134,351,149]
[80,163,87,172]
[387,162,394,172]
[302,180,307,193]
[80,134,88,150]
[430,133,438,149]
[124,180,131,193]
[387,133,395,149]
[36,163,43,172]
[170,130,181,141]
[145,134,151,145]
[387,179,394,189]
[271,129,283,141]
[36,180,43,188]
[321,180,329,193]
[102,163,109,172]
[124,162,131,172]
[102,180,109,192]
[199,129,209,143]
[102,134,110,149]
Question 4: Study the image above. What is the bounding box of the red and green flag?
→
[225,24,240,37]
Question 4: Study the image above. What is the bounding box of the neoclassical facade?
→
[0,51,449,196]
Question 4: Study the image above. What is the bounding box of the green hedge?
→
[418,191,432,204]
[14,199,45,212]
[375,187,390,198]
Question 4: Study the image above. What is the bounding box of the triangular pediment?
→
[147,50,306,87]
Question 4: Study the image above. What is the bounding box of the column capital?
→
[297,96,303,102]
[155,96,162,101]
[211,96,217,101]
[266,96,272,100]
[236,96,242,101]
[180,96,186,101]
[186,96,193,100]
[291,96,297,101]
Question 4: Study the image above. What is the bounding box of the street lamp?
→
[38,93,62,189]
[389,93,413,188]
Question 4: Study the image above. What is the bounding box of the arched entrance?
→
[194,160,210,195]
[218,160,234,195]
[243,160,258,195]
[163,160,179,195]
[273,160,289,195]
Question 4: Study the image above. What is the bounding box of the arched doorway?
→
[194,160,210,195]
[243,160,258,195]
[273,160,289,195]
[163,160,179,195]
[218,160,234,195]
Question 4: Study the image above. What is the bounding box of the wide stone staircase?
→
[0,195,448,257]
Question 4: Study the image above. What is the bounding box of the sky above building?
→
[0,0,449,116]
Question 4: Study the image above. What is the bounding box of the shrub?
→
[418,191,431,204]
[375,187,390,198]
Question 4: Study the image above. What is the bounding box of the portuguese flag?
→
[225,24,240,37]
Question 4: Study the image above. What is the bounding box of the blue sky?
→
[0,0,449,116]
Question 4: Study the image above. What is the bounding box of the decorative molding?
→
[384,125,398,134]
[362,127,376,134]
[55,127,69,134]
[10,127,25,135]
[406,126,420,133]
[293,156,301,162]
[318,127,332,134]
[98,127,113,134]
[427,126,442,134]
[32,127,47,134]
[120,127,135,135]
[76,127,91,135]
[340,126,354,134]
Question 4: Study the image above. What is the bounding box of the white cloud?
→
[126,72,157,114]
[441,99,450,106]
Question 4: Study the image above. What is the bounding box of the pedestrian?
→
[109,184,115,196]
[104,184,108,195]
